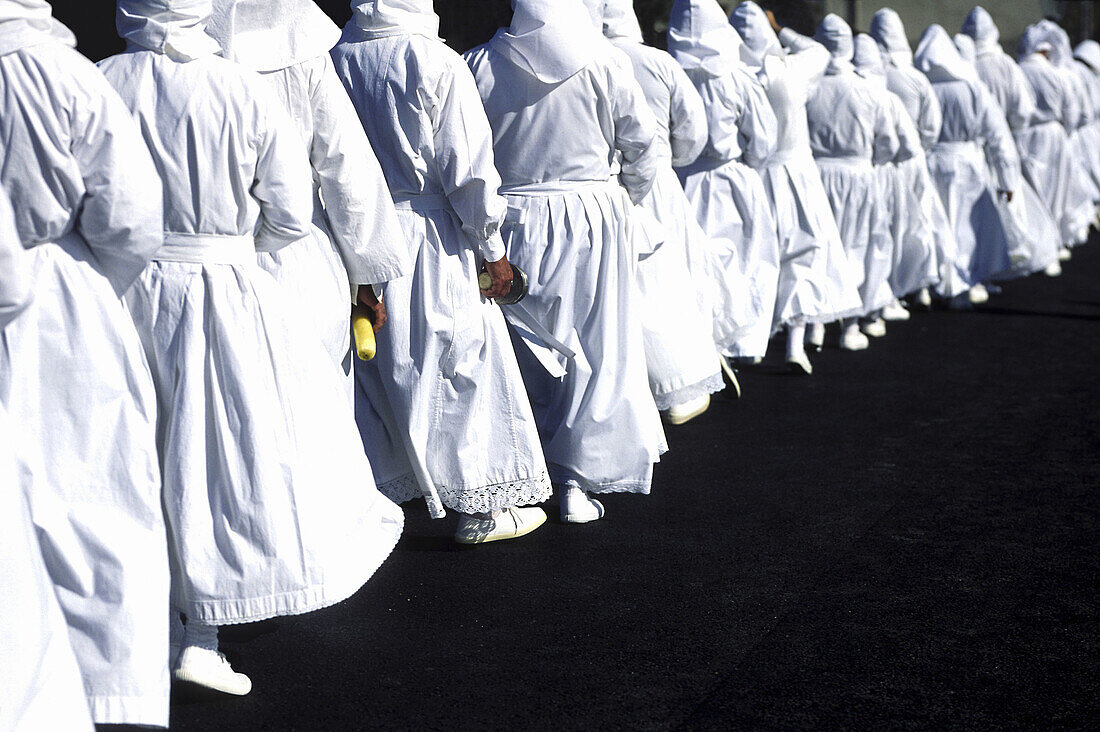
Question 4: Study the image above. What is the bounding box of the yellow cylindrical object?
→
[478,271,493,290]
[351,304,377,361]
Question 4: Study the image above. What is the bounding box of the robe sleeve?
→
[737,74,778,169]
[606,57,660,204]
[428,55,507,262]
[890,95,921,163]
[1005,60,1037,135]
[976,85,1019,191]
[307,55,411,286]
[69,65,163,296]
[914,73,944,151]
[779,28,830,84]
[870,94,900,166]
[251,85,315,253]
[0,194,32,330]
[667,61,708,168]
[1056,71,1080,131]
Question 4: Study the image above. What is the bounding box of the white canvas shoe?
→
[882,300,910,321]
[454,507,546,544]
[787,349,812,375]
[1044,261,1062,277]
[914,288,932,309]
[968,283,989,304]
[806,323,825,352]
[719,357,741,398]
[666,394,710,425]
[173,646,252,696]
[1058,247,1072,262]
[559,485,605,524]
[839,328,870,351]
[860,318,887,338]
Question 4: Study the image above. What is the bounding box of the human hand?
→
[356,284,387,332]
[480,255,513,300]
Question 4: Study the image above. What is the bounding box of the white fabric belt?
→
[933,140,979,152]
[154,233,255,265]
[391,193,450,212]
[814,155,873,172]
[767,148,815,167]
[499,179,620,197]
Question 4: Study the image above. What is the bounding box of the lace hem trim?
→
[380,472,553,517]
[653,371,725,411]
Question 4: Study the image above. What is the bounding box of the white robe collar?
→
[0,0,74,56]
[348,0,439,41]
[490,0,600,86]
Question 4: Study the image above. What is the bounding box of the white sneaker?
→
[173,646,252,696]
[559,486,605,524]
[914,288,932,310]
[1058,247,1072,262]
[860,318,887,338]
[881,300,910,321]
[805,323,825,352]
[1044,261,1063,277]
[839,328,870,351]
[969,284,989,304]
[666,394,710,425]
[719,357,741,398]
[787,349,812,375]
[454,507,546,544]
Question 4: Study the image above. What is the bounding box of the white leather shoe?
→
[787,349,812,375]
[666,394,710,425]
[1044,261,1062,277]
[1058,247,1072,262]
[968,283,989,304]
[839,328,870,351]
[860,318,887,338]
[805,323,825,352]
[882,300,910,321]
[719,357,741,398]
[173,646,252,696]
[455,507,546,544]
[559,486,605,524]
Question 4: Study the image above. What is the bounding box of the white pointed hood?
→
[1017,23,1052,61]
[852,32,886,87]
[602,0,642,44]
[667,0,743,79]
[729,1,782,73]
[0,0,75,55]
[348,0,439,40]
[914,23,977,84]
[814,13,853,74]
[1037,20,1072,69]
[869,7,911,67]
[960,6,999,55]
[1074,39,1100,74]
[116,0,222,61]
[953,32,977,67]
[206,0,340,72]
[490,0,600,85]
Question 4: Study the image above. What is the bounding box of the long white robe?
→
[207,1,411,393]
[806,61,899,317]
[0,34,171,726]
[606,13,723,410]
[99,45,402,625]
[465,29,666,495]
[871,7,966,298]
[333,13,552,515]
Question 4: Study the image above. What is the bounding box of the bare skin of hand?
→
[357,284,387,332]
[766,9,782,32]
[997,189,1014,203]
[481,255,513,299]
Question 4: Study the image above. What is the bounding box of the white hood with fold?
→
[814,13,853,74]
[207,0,340,71]
[914,24,978,84]
[349,0,439,40]
[729,1,782,73]
[116,0,221,61]
[869,7,911,68]
[667,0,743,79]
[489,0,600,85]
[1017,23,1052,60]
[1075,40,1100,74]
[961,6,999,55]
[954,33,977,67]
[602,0,642,43]
[0,0,74,55]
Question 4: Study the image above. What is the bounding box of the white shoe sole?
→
[666,395,710,425]
[455,510,547,544]
[562,498,605,524]
[172,667,252,696]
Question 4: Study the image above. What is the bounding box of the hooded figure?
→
[853,32,940,310]
[600,0,726,420]
[206,0,409,394]
[804,14,898,349]
[668,0,779,363]
[961,7,1036,136]
[731,3,863,369]
[0,189,93,732]
[100,0,404,695]
[331,0,552,537]
[465,0,666,521]
[956,25,1062,279]
[914,24,1021,301]
[1045,21,1100,210]
[0,2,172,724]
[1017,21,1096,249]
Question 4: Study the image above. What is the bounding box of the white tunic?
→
[1017,32,1096,247]
[465,5,666,495]
[100,40,402,624]
[333,6,552,515]
[605,3,723,410]
[669,0,778,358]
[0,30,171,726]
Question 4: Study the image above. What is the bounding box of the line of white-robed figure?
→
[2,0,1097,729]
